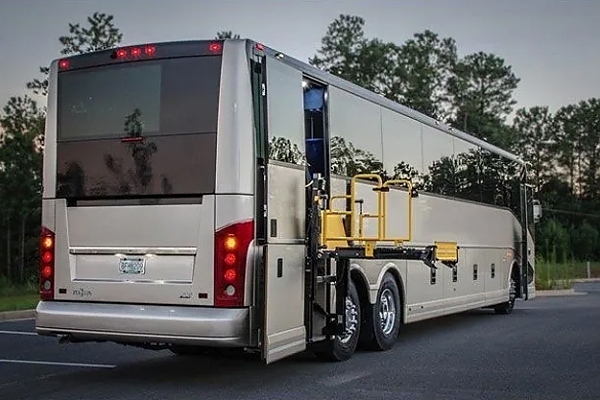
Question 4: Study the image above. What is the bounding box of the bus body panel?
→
[328,174,523,323]
[36,41,257,346]
[42,60,59,199]
[36,301,250,347]
[215,40,255,196]
[51,196,215,305]
[263,163,307,363]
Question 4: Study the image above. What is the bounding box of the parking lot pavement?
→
[1,283,600,400]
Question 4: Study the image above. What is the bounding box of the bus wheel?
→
[314,279,361,362]
[495,275,517,315]
[360,272,401,351]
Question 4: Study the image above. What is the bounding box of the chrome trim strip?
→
[71,279,192,284]
[69,247,197,255]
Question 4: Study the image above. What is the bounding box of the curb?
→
[0,309,35,322]
[535,289,586,297]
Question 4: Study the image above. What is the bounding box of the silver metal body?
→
[36,39,535,362]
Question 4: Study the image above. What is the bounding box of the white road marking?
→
[0,330,37,336]
[0,359,116,369]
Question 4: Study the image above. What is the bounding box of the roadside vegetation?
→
[0,275,38,312]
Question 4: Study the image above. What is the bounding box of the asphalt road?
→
[1,283,600,400]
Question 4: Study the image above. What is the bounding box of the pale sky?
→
[0,0,599,116]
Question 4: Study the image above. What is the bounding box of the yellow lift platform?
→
[316,173,458,265]
[305,173,459,340]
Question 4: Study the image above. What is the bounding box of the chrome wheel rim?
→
[340,296,359,344]
[509,277,516,304]
[379,288,396,336]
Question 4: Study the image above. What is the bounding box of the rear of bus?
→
[35,40,258,349]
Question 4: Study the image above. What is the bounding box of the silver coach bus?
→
[35,39,537,363]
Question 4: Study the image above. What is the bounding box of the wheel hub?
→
[379,288,396,335]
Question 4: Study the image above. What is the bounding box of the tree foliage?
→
[0,12,123,284]
[27,12,123,96]
[389,30,457,120]
[215,31,241,39]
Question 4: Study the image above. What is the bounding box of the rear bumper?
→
[35,301,250,347]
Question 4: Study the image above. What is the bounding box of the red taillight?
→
[214,220,254,307]
[39,227,55,301]
[145,45,156,56]
[58,59,69,70]
[131,47,142,57]
[209,42,222,53]
[116,48,127,58]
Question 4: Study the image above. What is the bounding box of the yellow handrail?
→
[350,174,383,239]
[320,173,415,255]
[382,179,413,243]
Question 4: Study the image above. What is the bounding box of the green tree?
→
[387,30,457,120]
[538,218,571,261]
[448,52,520,142]
[574,99,600,200]
[0,12,124,284]
[571,220,599,261]
[513,106,555,192]
[0,97,45,282]
[216,31,241,39]
[27,12,123,96]
[310,14,394,95]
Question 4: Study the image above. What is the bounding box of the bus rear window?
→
[57,56,222,140]
[55,55,222,199]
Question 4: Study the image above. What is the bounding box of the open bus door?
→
[519,181,535,300]
[252,49,307,364]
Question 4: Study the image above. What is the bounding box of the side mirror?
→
[533,200,542,223]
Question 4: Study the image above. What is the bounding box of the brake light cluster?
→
[214,220,254,307]
[113,45,157,60]
[40,227,55,301]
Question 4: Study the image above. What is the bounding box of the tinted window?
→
[328,88,383,176]
[381,108,424,185]
[58,56,222,140]
[55,56,222,198]
[421,124,455,196]
[265,57,305,165]
[454,137,481,202]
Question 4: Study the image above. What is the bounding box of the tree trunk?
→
[6,214,11,282]
[20,214,25,284]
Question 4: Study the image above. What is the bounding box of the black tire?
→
[314,279,361,362]
[359,272,402,351]
[495,274,517,315]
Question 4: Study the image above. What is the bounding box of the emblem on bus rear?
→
[118,256,146,275]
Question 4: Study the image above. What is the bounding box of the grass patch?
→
[0,293,39,312]
[0,275,39,312]
[535,259,600,290]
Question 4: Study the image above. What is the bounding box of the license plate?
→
[119,257,146,275]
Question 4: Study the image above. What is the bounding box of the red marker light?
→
[131,47,141,57]
[209,42,222,53]
[255,43,265,51]
[224,268,237,282]
[116,49,127,58]
[58,59,69,70]
[144,46,156,56]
